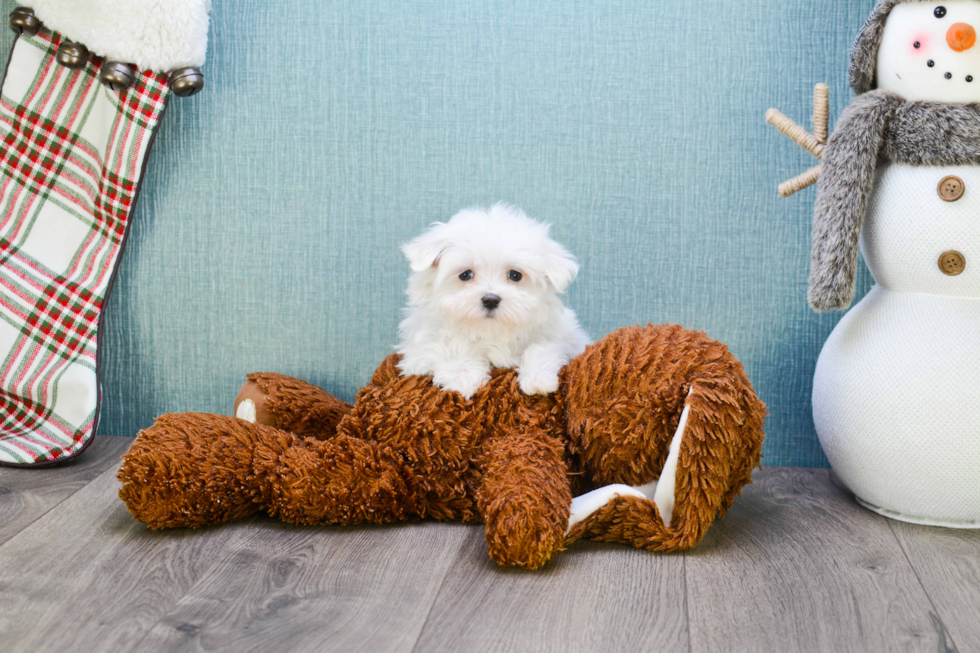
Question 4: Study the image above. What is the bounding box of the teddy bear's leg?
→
[255,357,491,526]
[567,383,759,551]
[234,372,352,440]
[119,411,428,529]
[118,413,283,529]
[566,396,691,528]
[562,325,766,552]
[252,423,426,526]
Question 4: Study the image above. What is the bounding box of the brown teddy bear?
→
[118,324,765,569]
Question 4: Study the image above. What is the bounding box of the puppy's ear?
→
[402,222,452,272]
[540,238,579,293]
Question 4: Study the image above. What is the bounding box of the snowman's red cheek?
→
[911,34,931,54]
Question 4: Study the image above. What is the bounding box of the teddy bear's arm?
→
[234,372,352,440]
[477,405,573,569]
[119,411,427,529]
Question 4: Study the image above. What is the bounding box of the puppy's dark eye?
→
[936,6,947,18]
[507,270,522,282]
[459,270,474,281]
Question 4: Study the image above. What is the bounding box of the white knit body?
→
[813,162,980,527]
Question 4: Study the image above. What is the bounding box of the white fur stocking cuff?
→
[25,0,211,71]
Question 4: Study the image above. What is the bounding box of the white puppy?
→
[396,204,590,399]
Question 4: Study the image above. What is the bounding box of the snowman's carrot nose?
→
[947,23,977,52]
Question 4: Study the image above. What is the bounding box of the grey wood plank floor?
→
[0,436,977,653]
[0,436,131,545]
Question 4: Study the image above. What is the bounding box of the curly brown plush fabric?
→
[564,325,766,551]
[119,324,766,569]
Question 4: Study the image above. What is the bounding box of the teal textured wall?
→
[1,0,879,466]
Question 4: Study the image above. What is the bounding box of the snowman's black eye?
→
[935,6,947,18]
[459,270,474,281]
[928,60,936,67]
[968,75,975,82]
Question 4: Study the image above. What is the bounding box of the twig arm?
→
[767,83,831,197]
[765,108,824,159]
[813,83,829,145]
[778,165,822,198]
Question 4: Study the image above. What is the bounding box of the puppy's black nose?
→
[482,294,501,311]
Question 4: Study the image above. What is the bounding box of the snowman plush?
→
[783,0,980,527]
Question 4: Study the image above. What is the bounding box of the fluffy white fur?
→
[27,0,210,71]
[397,204,590,399]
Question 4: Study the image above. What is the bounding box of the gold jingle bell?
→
[100,62,135,92]
[56,41,89,70]
[9,7,40,37]
[169,67,204,97]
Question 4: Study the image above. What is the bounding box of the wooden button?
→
[939,250,966,276]
[938,175,965,202]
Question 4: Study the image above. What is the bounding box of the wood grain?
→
[0,461,254,653]
[132,519,470,653]
[413,527,689,653]
[890,520,980,652]
[0,436,132,545]
[4,447,975,653]
[684,468,955,653]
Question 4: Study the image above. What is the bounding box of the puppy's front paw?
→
[517,368,560,396]
[433,366,491,400]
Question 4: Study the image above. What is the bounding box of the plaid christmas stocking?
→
[0,2,209,466]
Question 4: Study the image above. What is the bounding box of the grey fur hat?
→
[850,0,926,95]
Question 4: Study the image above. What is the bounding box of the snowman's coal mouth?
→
[926,61,976,82]
[940,72,976,81]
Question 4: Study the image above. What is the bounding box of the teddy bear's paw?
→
[566,484,652,535]
[236,398,257,422]
[486,509,566,569]
[233,377,275,427]
[516,368,560,396]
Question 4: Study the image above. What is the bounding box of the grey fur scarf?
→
[810,91,980,311]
